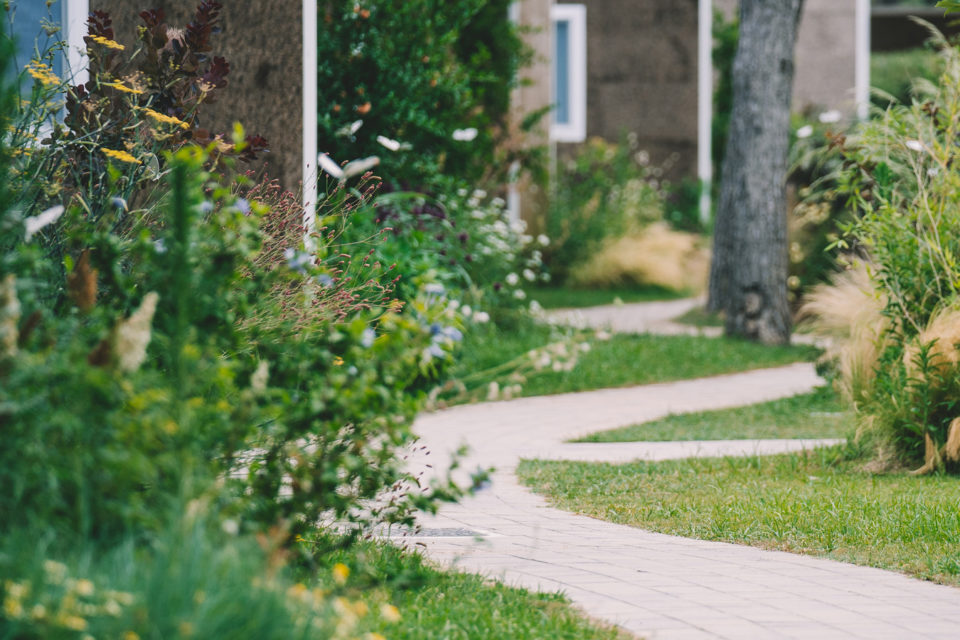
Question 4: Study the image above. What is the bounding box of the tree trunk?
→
[707,0,804,345]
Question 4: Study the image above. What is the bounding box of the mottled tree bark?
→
[707,0,804,345]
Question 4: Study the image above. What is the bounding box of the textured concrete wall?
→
[718,0,857,115]
[793,0,856,115]
[89,1,303,191]
[575,0,699,179]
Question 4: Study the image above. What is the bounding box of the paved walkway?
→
[404,363,960,639]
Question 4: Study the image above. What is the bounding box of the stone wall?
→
[89,1,303,192]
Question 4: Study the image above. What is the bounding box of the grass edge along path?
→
[301,536,633,640]
[574,386,853,442]
[518,445,960,587]
[455,320,819,401]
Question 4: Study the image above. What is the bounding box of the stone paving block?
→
[399,357,960,639]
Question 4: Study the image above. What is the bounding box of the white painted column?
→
[61,0,89,85]
[302,0,318,247]
[855,0,870,121]
[697,0,713,226]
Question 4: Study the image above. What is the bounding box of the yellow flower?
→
[25,61,60,87]
[178,621,194,637]
[58,614,88,631]
[101,147,142,165]
[90,34,125,50]
[142,107,189,130]
[332,562,350,584]
[122,631,140,640]
[353,600,369,617]
[72,578,95,597]
[3,597,23,619]
[381,603,401,623]
[102,81,143,95]
[333,356,345,366]
[365,633,387,640]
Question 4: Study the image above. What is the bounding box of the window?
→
[6,0,87,88]
[550,4,586,143]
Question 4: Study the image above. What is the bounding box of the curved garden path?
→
[401,301,960,639]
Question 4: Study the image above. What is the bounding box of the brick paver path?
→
[405,363,960,639]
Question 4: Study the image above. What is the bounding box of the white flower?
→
[461,305,472,317]
[513,289,526,300]
[523,268,536,282]
[376,135,401,151]
[473,311,490,323]
[537,234,550,247]
[818,110,842,124]
[221,519,239,536]
[318,153,345,180]
[796,125,814,139]
[905,139,924,152]
[251,360,269,393]
[424,282,446,295]
[529,300,542,313]
[342,155,380,178]
[505,272,519,286]
[452,127,478,142]
[24,205,65,241]
[114,292,159,373]
[361,328,376,348]
[336,119,363,137]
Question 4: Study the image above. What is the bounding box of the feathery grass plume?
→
[67,249,98,312]
[568,223,709,293]
[903,305,960,381]
[944,417,960,463]
[0,274,20,358]
[112,292,158,373]
[798,262,889,403]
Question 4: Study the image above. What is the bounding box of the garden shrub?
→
[316,0,529,188]
[0,10,472,540]
[545,136,667,284]
[809,28,960,469]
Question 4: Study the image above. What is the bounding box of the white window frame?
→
[550,4,586,143]
[61,0,89,85]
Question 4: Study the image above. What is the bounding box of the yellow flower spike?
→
[25,61,60,86]
[142,107,189,130]
[380,603,401,623]
[101,148,141,165]
[102,81,143,95]
[333,356,345,366]
[332,562,350,584]
[89,34,125,50]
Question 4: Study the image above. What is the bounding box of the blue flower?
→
[234,198,251,214]
[315,273,335,287]
[198,201,215,214]
[111,197,128,210]
[284,247,313,274]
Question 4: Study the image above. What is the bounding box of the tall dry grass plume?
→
[568,223,710,293]
[903,305,960,380]
[798,261,888,403]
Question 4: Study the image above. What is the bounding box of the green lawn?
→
[519,446,960,586]
[453,321,818,400]
[529,285,685,309]
[302,537,629,639]
[575,386,853,442]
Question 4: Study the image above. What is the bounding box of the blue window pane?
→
[554,19,569,125]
